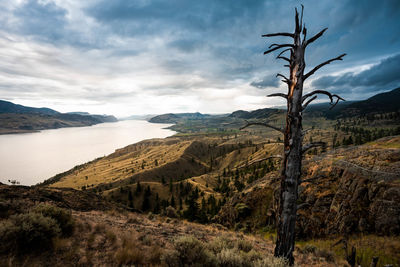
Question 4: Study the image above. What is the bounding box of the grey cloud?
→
[1,0,400,114]
[12,0,68,42]
[312,53,400,93]
[250,75,279,89]
[168,39,205,53]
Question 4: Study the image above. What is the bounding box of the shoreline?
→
[0,120,175,186]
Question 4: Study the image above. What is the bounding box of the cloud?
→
[250,75,280,89]
[311,54,400,96]
[12,0,68,42]
[0,0,399,115]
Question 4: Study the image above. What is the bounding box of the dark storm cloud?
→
[250,75,279,89]
[83,0,400,85]
[312,54,400,94]
[12,0,68,42]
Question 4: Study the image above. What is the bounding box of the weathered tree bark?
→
[256,6,345,265]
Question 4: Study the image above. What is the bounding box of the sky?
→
[0,0,399,117]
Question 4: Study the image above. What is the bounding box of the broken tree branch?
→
[302,95,317,111]
[302,90,345,109]
[262,32,295,38]
[276,55,291,63]
[295,7,300,33]
[304,27,327,47]
[277,48,292,58]
[304,53,346,80]
[302,26,307,44]
[299,5,304,31]
[302,142,326,154]
[264,44,294,55]
[240,120,284,134]
[276,73,290,84]
[267,93,288,99]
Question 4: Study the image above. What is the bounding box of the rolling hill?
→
[0,100,59,115]
[0,100,117,134]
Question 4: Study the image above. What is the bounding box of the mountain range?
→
[149,87,400,123]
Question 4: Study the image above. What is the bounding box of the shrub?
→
[301,244,317,254]
[105,230,117,245]
[93,223,106,234]
[161,249,180,267]
[114,246,144,265]
[316,248,335,262]
[161,235,289,267]
[208,235,235,254]
[237,238,253,253]
[253,257,289,267]
[115,235,144,265]
[33,204,74,236]
[172,236,216,267]
[216,248,246,266]
[0,212,60,253]
[235,203,251,218]
[165,206,178,218]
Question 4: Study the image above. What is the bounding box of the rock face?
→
[215,136,400,238]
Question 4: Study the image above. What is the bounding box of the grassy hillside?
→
[41,128,400,266]
[0,183,344,266]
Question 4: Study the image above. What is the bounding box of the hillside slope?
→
[39,132,400,266]
[0,184,337,266]
[215,136,400,238]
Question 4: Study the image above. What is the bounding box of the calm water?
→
[0,120,175,186]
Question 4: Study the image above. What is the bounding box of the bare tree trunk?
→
[274,32,305,264]
[251,6,346,265]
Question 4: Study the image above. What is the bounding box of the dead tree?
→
[242,6,345,264]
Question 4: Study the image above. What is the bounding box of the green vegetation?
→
[162,235,289,267]
[0,204,74,254]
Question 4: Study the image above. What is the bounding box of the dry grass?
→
[50,139,193,189]
[296,235,400,267]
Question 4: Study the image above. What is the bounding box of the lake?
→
[0,120,175,186]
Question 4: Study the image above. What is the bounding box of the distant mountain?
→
[120,114,158,121]
[229,108,284,119]
[149,112,212,123]
[341,87,400,116]
[0,100,59,115]
[146,87,400,126]
[306,87,400,118]
[0,100,117,134]
[66,112,90,115]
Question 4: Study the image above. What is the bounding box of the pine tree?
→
[171,195,176,207]
[135,181,142,195]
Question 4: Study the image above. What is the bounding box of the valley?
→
[2,88,400,266]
